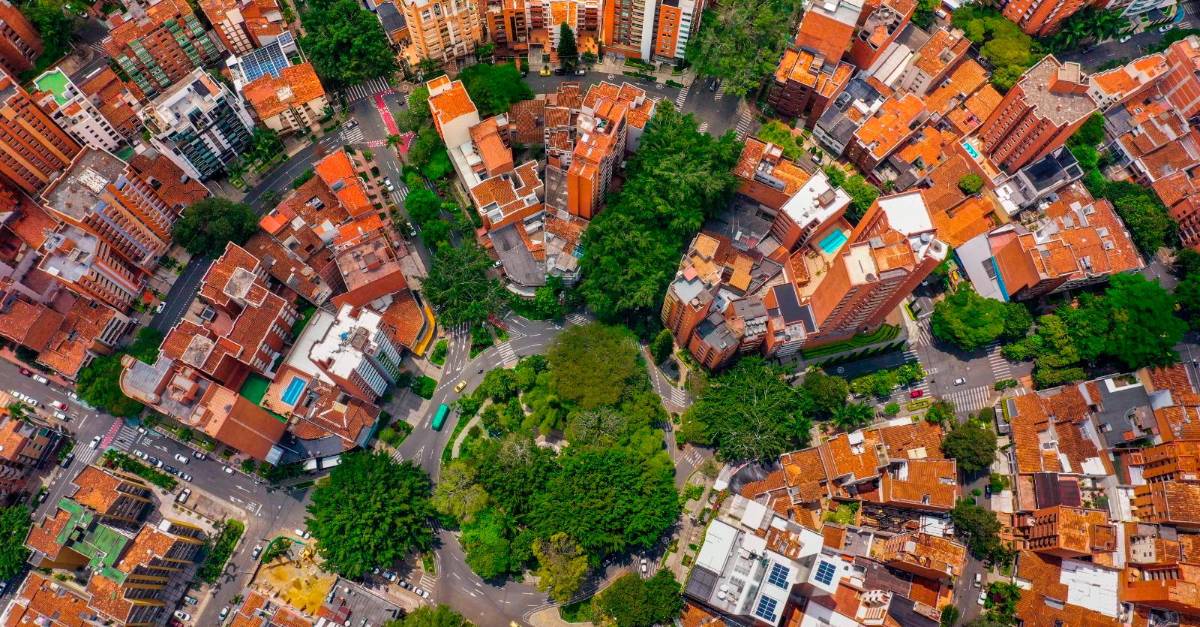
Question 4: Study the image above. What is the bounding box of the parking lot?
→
[328,577,413,626]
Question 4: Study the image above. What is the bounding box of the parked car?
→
[183,595,198,606]
[133,450,148,460]
[66,391,78,401]
[553,67,567,75]
[51,400,66,410]
[174,453,189,465]
[17,368,30,376]
[223,466,235,474]
[973,573,982,588]
[192,450,206,460]
[155,302,166,314]
[1119,34,1132,42]
[147,456,163,468]
[179,472,192,482]
[640,557,648,573]
[31,374,48,384]
[295,528,311,539]
[60,453,74,468]
[173,610,191,621]
[176,489,191,504]
[251,545,263,560]
[88,435,101,450]
[24,398,37,408]
[1159,23,1174,32]
[909,389,924,399]
[164,465,179,476]
[399,580,411,590]
[574,68,586,76]
[539,66,552,76]
[219,607,230,620]
[977,591,987,606]
[53,411,67,421]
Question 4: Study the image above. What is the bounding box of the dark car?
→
[554,67,568,75]
[18,368,30,376]
[164,465,179,476]
[60,453,74,468]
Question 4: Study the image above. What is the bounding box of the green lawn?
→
[239,374,271,405]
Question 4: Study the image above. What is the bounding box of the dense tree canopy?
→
[800,369,849,419]
[528,448,679,559]
[172,198,258,258]
[596,571,684,627]
[76,355,143,418]
[458,63,534,117]
[579,105,741,327]
[386,605,473,627]
[682,357,809,461]
[20,0,75,70]
[942,418,997,474]
[685,0,802,97]
[299,0,396,88]
[931,286,1031,351]
[547,324,639,409]
[951,500,1010,565]
[0,505,30,581]
[952,6,1037,91]
[432,460,489,523]
[306,452,434,578]
[557,23,578,69]
[532,532,589,602]
[422,242,507,326]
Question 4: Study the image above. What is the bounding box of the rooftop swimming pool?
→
[818,229,849,255]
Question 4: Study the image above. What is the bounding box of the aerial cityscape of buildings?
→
[0,0,1189,624]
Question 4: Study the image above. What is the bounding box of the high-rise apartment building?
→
[141,68,255,180]
[198,0,287,54]
[808,191,947,341]
[848,0,914,70]
[32,68,131,152]
[103,0,224,99]
[601,0,701,62]
[0,70,81,196]
[998,0,1087,36]
[978,56,1096,173]
[565,81,654,219]
[398,0,484,64]
[768,0,861,125]
[0,0,41,75]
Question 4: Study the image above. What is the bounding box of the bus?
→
[431,404,450,431]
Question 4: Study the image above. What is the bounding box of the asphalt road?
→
[1059,0,1198,70]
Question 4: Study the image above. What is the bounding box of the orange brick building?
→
[999,0,1088,36]
[0,70,81,196]
[198,0,287,55]
[0,0,41,75]
[977,56,1097,173]
[103,0,223,98]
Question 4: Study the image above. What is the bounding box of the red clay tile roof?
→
[794,10,855,63]
[4,572,94,627]
[37,296,118,379]
[314,150,372,218]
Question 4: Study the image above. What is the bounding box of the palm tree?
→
[832,402,875,432]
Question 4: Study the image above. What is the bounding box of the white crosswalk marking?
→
[495,341,517,366]
[734,110,755,141]
[669,386,687,406]
[392,187,408,205]
[674,83,690,110]
[986,341,1012,381]
[342,77,392,103]
[714,84,725,101]
[565,313,589,326]
[944,385,992,414]
[419,573,437,589]
[340,126,365,144]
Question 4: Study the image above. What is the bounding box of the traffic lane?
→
[434,529,545,626]
[0,363,103,433]
[149,256,210,333]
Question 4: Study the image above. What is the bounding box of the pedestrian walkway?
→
[392,186,409,204]
[674,82,690,109]
[986,341,1012,381]
[714,84,726,101]
[698,121,709,133]
[565,313,589,326]
[733,109,755,141]
[340,125,365,144]
[342,77,392,102]
[943,385,992,415]
[495,341,517,367]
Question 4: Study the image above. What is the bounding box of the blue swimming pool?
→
[281,376,307,405]
[962,140,980,159]
[818,229,848,255]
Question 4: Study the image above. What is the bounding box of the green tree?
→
[422,243,507,326]
[299,0,396,88]
[528,448,680,558]
[1178,272,1200,330]
[950,499,1010,564]
[842,174,881,223]
[0,505,30,581]
[533,532,589,603]
[931,287,1031,351]
[911,0,938,28]
[650,329,674,364]
[952,6,1036,91]
[939,605,961,627]
[126,327,164,364]
[387,605,473,627]
[306,452,435,578]
[404,186,442,226]
[557,23,578,70]
[595,571,684,627]
[981,581,1021,624]
[832,402,874,432]
[530,281,565,320]
[408,125,448,172]
[925,400,956,425]
[957,173,984,195]
[942,419,997,474]
[579,105,741,325]
[458,62,535,117]
[172,198,258,258]
[461,508,517,579]
[472,434,559,518]
[1068,274,1184,369]
[398,86,432,132]
[685,0,803,97]
[683,357,809,461]
[547,324,639,410]
[800,369,849,419]
[76,355,144,417]
[244,127,284,167]
[564,407,627,448]
[20,0,75,65]
[432,460,490,523]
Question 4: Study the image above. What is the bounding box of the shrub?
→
[412,376,437,399]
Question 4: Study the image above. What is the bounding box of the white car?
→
[175,488,191,504]
[295,528,311,539]
[31,374,48,384]
[53,411,67,421]
[50,400,66,410]
[133,450,148,460]
[24,398,37,408]
[953,377,966,386]
[173,610,191,621]
[174,453,190,464]
[67,391,78,401]
[154,302,165,314]
[88,435,101,450]
[1159,23,1174,32]
[640,558,648,573]
[977,591,987,606]
[219,607,230,620]
[223,466,235,474]
[1118,34,1132,42]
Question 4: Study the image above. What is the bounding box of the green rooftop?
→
[33,70,70,106]
[53,498,131,583]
